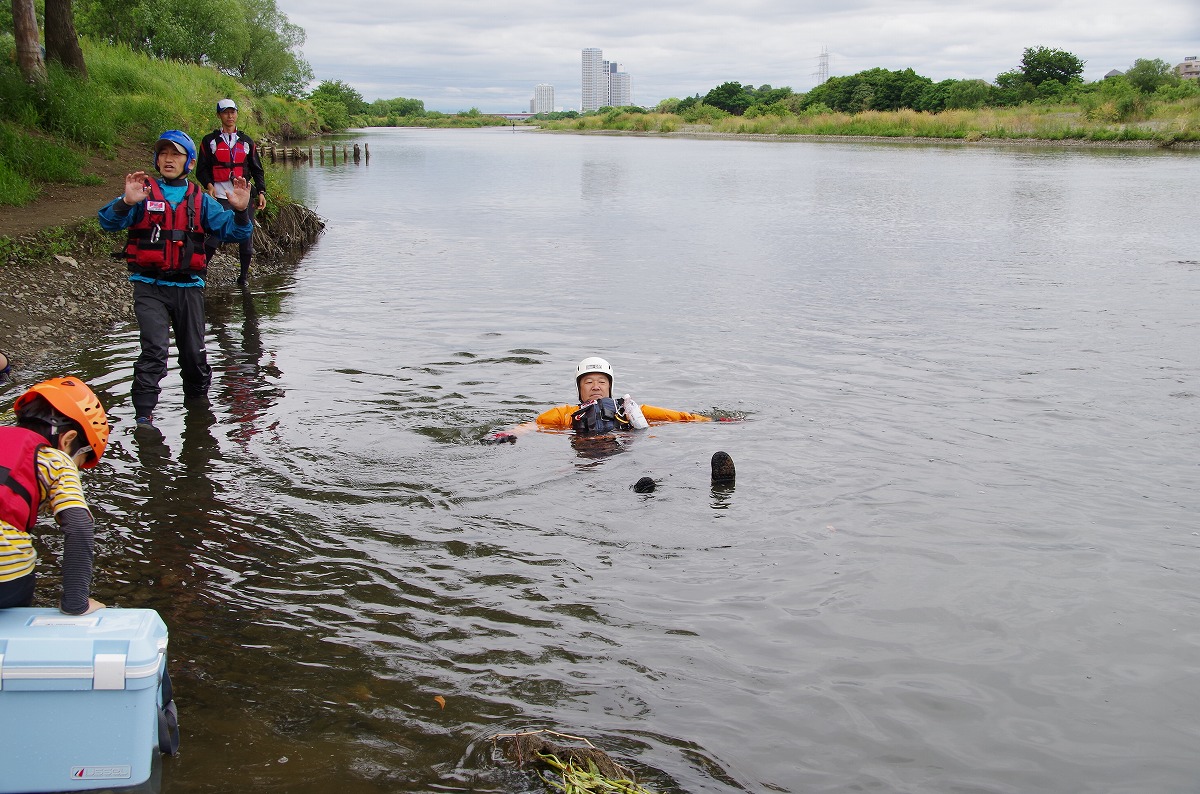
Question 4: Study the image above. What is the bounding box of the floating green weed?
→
[537,753,657,794]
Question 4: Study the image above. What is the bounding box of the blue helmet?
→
[153,130,197,174]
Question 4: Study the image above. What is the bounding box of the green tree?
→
[749,84,793,106]
[77,0,249,68]
[9,0,46,82]
[310,97,349,131]
[801,68,932,113]
[1018,46,1085,86]
[76,0,311,96]
[704,81,753,115]
[991,70,1037,105]
[45,0,88,76]
[946,79,991,109]
[232,0,312,97]
[369,97,425,117]
[1124,58,1177,94]
[914,79,955,112]
[308,79,368,116]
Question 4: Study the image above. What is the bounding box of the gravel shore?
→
[0,226,310,379]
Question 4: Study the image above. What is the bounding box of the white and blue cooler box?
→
[0,608,171,793]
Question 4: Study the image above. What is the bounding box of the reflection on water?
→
[4,130,1200,794]
[570,433,626,461]
[210,288,284,448]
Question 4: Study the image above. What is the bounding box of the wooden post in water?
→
[342,144,348,161]
[353,143,361,163]
[365,143,370,162]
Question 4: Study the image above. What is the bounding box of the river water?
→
[9,128,1200,793]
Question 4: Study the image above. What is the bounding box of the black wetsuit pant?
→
[132,281,210,418]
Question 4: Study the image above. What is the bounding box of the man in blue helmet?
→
[98,130,253,431]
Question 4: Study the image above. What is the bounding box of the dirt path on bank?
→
[0,144,138,239]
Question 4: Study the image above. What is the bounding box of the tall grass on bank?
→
[0,122,102,205]
[0,36,322,207]
[534,98,1200,144]
[357,112,513,128]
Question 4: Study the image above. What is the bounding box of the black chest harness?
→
[571,397,633,435]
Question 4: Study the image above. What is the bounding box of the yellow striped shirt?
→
[0,446,90,582]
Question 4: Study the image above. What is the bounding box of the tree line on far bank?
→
[649,48,1198,124]
[305,80,508,130]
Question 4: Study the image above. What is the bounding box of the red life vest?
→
[0,427,47,532]
[212,135,250,182]
[122,180,208,274]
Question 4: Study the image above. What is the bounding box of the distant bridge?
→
[495,113,536,121]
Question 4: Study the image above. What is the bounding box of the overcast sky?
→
[275,0,1199,112]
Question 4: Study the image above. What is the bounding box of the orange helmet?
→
[13,377,110,468]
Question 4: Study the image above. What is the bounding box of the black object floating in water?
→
[633,476,656,493]
[711,451,736,484]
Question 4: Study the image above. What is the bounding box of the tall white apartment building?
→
[582,48,632,110]
[532,84,555,114]
[607,63,631,107]
[581,48,605,111]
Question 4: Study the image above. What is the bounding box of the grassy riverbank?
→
[0,37,322,208]
[531,100,1200,145]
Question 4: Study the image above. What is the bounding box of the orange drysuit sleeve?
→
[535,403,710,429]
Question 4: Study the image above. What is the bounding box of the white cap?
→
[217,98,237,112]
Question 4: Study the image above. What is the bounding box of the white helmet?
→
[575,356,614,389]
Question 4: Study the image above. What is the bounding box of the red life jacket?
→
[212,135,250,182]
[0,427,47,532]
[122,180,208,274]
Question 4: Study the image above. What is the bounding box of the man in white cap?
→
[196,98,267,286]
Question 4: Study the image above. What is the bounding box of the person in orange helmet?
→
[0,377,109,614]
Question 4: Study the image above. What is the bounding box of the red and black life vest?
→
[0,427,46,532]
[122,181,208,274]
[212,135,250,182]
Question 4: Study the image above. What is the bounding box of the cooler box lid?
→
[0,608,167,691]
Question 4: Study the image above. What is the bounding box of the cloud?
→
[276,0,1200,111]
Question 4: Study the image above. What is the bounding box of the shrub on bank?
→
[254,94,322,141]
